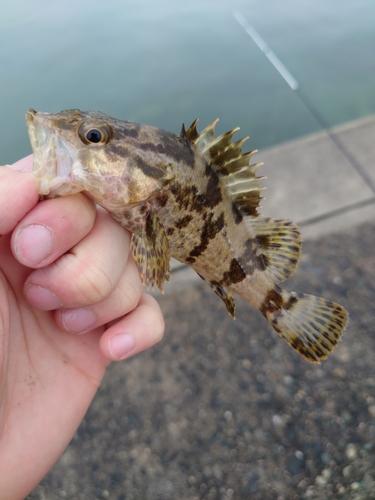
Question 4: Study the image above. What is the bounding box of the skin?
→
[0,156,165,500]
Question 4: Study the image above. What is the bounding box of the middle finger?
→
[24,208,132,310]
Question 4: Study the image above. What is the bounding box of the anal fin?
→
[131,212,171,292]
[198,274,236,319]
[251,217,302,282]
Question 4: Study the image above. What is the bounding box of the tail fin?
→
[264,290,348,363]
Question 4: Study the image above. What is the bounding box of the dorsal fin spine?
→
[195,118,219,147]
[217,151,259,174]
[181,118,199,142]
[202,129,240,158]
[182,118,265,216]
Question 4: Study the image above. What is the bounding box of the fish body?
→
[26,108,348,362]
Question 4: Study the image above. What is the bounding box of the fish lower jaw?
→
[32,142,83,197]
[38,176,83,197]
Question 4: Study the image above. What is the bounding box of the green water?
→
[1,0,375,164]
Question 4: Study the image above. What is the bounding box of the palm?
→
[0,233,108,493]
[0,162,164,498]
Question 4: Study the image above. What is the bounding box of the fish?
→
[25,108,348,363]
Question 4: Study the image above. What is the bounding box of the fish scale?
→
[25,108,348,363]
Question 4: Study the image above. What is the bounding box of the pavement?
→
[28,116,375,500]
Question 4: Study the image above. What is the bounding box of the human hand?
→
[0,157,165,499]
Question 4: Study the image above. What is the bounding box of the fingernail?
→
[15,224,54,266]
[108,333,135,360]
[25,284,62,310]
[62,308,96,334]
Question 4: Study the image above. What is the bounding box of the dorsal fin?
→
[181,118,265,217]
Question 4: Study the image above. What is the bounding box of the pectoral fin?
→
[131,213,171,291]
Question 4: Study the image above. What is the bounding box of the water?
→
[1,0,375,164]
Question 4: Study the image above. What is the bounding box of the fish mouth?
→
[26,109,39,154]
[26,108,76,197]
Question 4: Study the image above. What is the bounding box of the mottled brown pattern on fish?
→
[132,154,167,180]
[26,108,349,363]
[236,253,257,277]
[222,258,246,286]
[169,176,222,214]
[113,126,140,140]
[152,129,195,167]
[175,214,193,229]
[284,293,298,310]
[205,175,223,208]
[189,212,225,260]
[232,203,243,224]
[104,144,128,163]
[259,287,285,316]
[241,238,266,272]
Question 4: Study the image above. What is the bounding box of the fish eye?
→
[78,120,113,145]
[86,129,102,143]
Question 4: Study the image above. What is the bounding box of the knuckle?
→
[74,266,114,304]
[121,284,141,312]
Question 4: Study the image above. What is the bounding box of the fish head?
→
[26,108,170,208]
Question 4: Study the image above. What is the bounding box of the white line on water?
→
[233,10,300,91]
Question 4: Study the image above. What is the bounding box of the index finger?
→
[0,158,39,236]
[9,154,34,173]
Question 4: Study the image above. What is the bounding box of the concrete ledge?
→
[259,115,375,233]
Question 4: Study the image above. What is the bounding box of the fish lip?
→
[26,108,52,159]
[25,108,76,196]
[26,109,57,193]
[26,108,55,153]
[26,108,39,155]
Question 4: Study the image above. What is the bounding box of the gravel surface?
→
[28,221,375,500]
